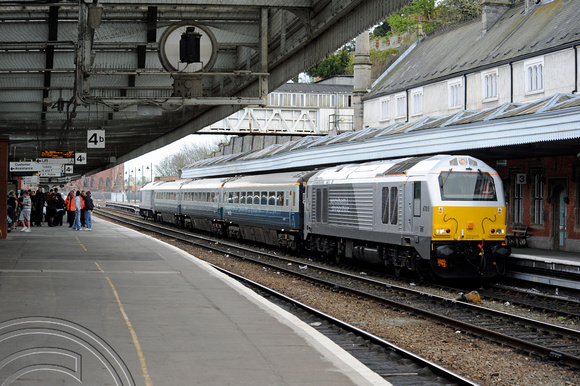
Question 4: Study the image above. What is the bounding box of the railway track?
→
[96,206,580,371]
[95,206,475,385]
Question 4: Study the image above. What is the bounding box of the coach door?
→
[404,181,414,233]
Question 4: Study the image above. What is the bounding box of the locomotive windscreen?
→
[439,171,497,201]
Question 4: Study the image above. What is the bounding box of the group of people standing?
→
[64,190,94,231]
[7,188,94,233]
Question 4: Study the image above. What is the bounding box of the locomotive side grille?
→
[326,186,374,229]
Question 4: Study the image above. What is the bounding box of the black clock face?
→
[159,24,216,73]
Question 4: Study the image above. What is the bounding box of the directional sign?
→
[22,175,40,186]
[75,152,87,165]
[87,129,105,148]
[10,162,40,172]
[64,164,74,174]
[38,164,65,177]
[37,158,71,165]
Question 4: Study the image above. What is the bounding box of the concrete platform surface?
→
[0,219,388,385]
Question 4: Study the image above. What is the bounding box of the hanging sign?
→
[87,130,105,148]
[75,152,87,164]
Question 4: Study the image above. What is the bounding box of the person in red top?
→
[64,190,75,227]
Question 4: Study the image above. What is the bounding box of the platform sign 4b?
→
[75,152,87,165]
[87,130,105,148]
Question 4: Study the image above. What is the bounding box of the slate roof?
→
[275,82,353,94]
[365,0,580,100]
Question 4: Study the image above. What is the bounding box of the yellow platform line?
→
[94,261,153,386]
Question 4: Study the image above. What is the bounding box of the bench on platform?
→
[507,225,528,247]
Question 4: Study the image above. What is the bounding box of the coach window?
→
[261,192,268,205]
[413,182,421,217]
[277,191,284,206]
[390,187,398,224]
[268,191,276,205]
[253,192,260,205]
[228,192,233,204]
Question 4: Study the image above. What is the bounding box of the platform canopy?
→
[0,0,411,181]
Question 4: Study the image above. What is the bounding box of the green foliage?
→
[372,20,391,38]
[387,0,437,36]
[306,48,353,80]
[438,0,482,23]
[370,48,399,63]
[379,0,481,39]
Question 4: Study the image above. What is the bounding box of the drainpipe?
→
[463,74,467,110]
[573,45,578,94]
[406,89,409,123]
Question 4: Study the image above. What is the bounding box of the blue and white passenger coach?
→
[221,171,316,250]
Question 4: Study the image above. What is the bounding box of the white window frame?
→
[395,92,406,119]
[525,57,544,95]
[481,69,498,102]
[410,88,423,116]
[380,97,390,121]
[448,78,463,109]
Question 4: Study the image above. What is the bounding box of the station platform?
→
[0,219,387,385]
[507,246,580,292]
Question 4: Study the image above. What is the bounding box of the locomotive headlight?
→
[446,228,451,234]
[491,229,495,234]
[497,228,503,234]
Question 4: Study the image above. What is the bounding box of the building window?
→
[395,93,406,119]
[514,180,524,224]
[482,70,498,101]
[269,93,277,106]
[291,94,297,106]
[525,57,544,94]
[533,173,544,225]
[448,79,462,109]
[411,88,423,116]
[380,97,390,121]
[330,94,336,107]
[300,94,305,106]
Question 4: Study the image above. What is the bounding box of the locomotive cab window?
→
[439,171,497,201]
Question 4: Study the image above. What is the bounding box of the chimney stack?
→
[482,1,511,34]
[352,30,372,132]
